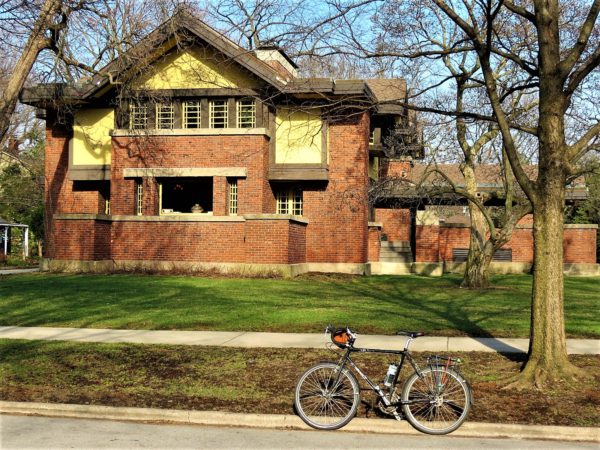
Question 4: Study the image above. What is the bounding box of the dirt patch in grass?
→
[0,340,598,427]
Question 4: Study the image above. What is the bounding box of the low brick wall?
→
[51,214,308,265]
[431,223,597,264]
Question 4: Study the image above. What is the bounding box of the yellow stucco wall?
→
[275,108,323,164]
[134,47,258,90]
[71,109,114,166]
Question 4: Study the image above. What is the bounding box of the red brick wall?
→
[436,224,596,264]
[52,217,308,265]
[289,222,307,264]
[111,135,271,216]
[563,227,597,264]
[52,219,111,260]
[379,160,412,178]
[415,225,440,262]
[368,226,381,262]
[304,112,370,263]
[375,208,411,241]
[45,114,106,258]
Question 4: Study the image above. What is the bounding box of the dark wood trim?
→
[137,88,261,98]
[173,100,182,129]
[268,166,329,181]
[255,100,263,128]
[200,99,209,128]
[68,165,111,181]
[227,98,237,128]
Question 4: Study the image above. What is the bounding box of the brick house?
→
[20,11,596,276]
[20,11,422,275]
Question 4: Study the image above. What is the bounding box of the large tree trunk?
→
[0,0,62,142]
[519,180,581,386]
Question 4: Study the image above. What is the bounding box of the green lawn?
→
[0,273,598,338]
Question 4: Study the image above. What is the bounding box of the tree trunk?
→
[518,182,581,386]
[462,235,494,288]
[0,0,62,142]
[462,201,493,288]
[460,162,493,288]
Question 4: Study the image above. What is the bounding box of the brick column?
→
[415,210,440,263]
[368,222,382,262]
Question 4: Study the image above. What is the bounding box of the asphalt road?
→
[1,415,596,449]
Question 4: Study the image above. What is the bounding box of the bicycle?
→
[294,326,472,435]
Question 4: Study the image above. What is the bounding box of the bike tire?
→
[401,366,471,435]
[294,361,360,430]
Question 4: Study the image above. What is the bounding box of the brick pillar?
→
[213,177,227,216]
[368,223,382,262]
[415,210,440,263]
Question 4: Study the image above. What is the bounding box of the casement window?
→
[237,99,256,128]
[156,103,175,129]
[228,179,238,215]
[276,189,303,216]
[129,104,148,129]
[135,180,143,216]
[159,178,213,215]
[209,100,228,128]
[183,101,201,128]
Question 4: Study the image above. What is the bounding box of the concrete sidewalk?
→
[0,326,598,354]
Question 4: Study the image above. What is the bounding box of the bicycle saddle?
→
[396,331,425,338]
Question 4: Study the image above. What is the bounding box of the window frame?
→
[209,99,228,128]
[228,178,238,215]
[276,189,303,216]
[237,99,256,128]
[129,104,148,130]
[183,100,202,129]
[155,103,175,129]
[135,180,144,216]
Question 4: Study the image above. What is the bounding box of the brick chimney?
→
[254,45,298,82]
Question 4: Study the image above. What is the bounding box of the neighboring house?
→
[371,160,597,273]
[19,10,596,276]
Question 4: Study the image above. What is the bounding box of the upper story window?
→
[183,101,201,128]
[156,103,174,129]
[276,189,303,216]
[129,104,147,129]
[237,100,256,128]
[209,100,228,128]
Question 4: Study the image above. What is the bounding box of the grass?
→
[0,272,598,338]
[1,339,598,427]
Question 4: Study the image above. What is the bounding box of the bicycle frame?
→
[333,340,423,410]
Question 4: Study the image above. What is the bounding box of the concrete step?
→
[380,254,413,263]
[380,240,411,251]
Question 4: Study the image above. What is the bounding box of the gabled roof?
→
[19,10,410,112]
[83,10,291,98]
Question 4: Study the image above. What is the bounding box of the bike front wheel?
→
[401,367,471,435]
[294,362,360,430]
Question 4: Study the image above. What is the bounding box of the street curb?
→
[1,401,598,443]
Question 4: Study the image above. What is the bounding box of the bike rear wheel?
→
[401,366,471,435]
[294,362,360,430]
